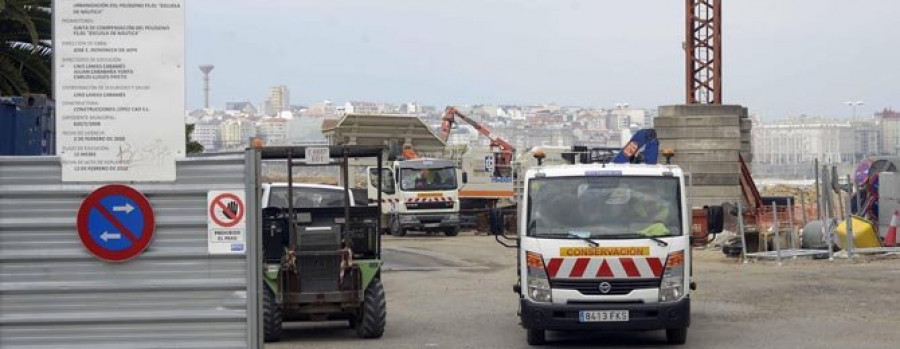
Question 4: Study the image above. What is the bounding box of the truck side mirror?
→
[462,172,468,184]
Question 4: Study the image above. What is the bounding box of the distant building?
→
[224,102,258,115]
[266,85,290,116]
[192,118,221,152]
[307,101,337,117]
[753,122,855,165]
[345,101,379,114]
[219,118,256,150]
[878,109,900,155]
[256,117,288,145]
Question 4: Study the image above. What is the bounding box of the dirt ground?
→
[269,233,900,349]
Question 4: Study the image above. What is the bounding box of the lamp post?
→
[844,101,864,118]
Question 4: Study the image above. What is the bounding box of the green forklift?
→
[259,146,387,342]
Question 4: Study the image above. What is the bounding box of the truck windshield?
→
[400,167,458,191]
[267,187,346,208]
[527,176,682,238]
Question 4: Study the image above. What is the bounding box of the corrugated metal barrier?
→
[0,155,261,348]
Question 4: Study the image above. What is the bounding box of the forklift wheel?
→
[356,278,387,339]
[526,329,546,345]
[263,287,282,342]
[666,328,687,345]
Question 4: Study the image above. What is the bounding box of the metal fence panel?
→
[0,155,259,348]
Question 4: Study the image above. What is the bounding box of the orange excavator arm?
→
[441,106,516,154]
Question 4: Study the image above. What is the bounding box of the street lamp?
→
[844,101,864,118]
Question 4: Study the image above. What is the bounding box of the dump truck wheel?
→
[666,328,687,345]
[526,329,545,345]
[390,217,406,237]
[356,278,386,339]
[263,287,282,342]
[443,227,460,237]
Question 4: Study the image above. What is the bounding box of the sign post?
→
[54,0,186,182]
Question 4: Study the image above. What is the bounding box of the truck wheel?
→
[390,218,406,237]
[443,227,460,237]
[526,329,545,345]
[666,328,687,345]
[263,286,282,342]
[356,278,387,339]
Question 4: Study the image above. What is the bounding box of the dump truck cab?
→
[368,157,462,236]
[515,162,692,345]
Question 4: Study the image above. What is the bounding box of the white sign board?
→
[207,190,246,255]
[54,0,185,182]
[484,155,495,173]
[305,147,330,165]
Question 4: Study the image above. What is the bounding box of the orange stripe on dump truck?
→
[458,190,515,198]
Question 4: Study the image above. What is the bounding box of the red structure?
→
[685,0,722,104]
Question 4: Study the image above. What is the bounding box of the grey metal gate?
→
[0,154,261,348]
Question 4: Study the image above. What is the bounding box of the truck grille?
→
[405,202,454,210]
[552,278,660,296]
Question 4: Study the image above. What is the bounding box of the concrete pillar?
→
[656,104,751,208]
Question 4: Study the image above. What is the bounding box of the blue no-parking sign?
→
[77,185,155,262]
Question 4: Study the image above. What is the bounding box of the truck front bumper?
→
[399,214,460,229]
[520,297,690,331]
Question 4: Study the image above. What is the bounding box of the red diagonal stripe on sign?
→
[569,258,590,278]
[215,200,238,220]
[545,258,562,278]
[647,258,663,277]
[620,258,640,277]
[93,204,138,242]
[597,259,613,277]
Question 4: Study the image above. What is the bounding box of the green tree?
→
[0,0,52,96]
[186,124,204,154]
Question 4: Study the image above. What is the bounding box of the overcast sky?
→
[185,0,899,120]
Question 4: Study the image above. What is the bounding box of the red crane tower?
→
[685,0,722,104]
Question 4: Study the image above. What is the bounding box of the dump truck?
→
[367,157,463,236]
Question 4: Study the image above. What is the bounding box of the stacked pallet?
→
[656,105,751,208]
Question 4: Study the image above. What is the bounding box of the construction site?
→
[1,1,898,348]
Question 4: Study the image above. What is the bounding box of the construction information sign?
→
[54,1,185,182]
[207,191,246,255]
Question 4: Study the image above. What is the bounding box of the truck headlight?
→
[526,251,552,303]
[659,250,685,303]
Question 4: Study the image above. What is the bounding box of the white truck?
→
[508,158,693,345]
[367,158,462,236]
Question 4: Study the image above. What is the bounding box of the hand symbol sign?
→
[223,201,239,219]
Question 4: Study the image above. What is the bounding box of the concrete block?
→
[656,126,741,140]
[654,116,740,128]
[674,138,741,151]
[658,104,748,118]
[680,161,741,174]
[691,186,743,197]
[687,173,741,186]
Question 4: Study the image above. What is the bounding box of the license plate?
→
[424,223,440,228]
[579,310,629,322]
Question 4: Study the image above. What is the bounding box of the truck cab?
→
[367,158,462,236]
[516,163,692,345]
